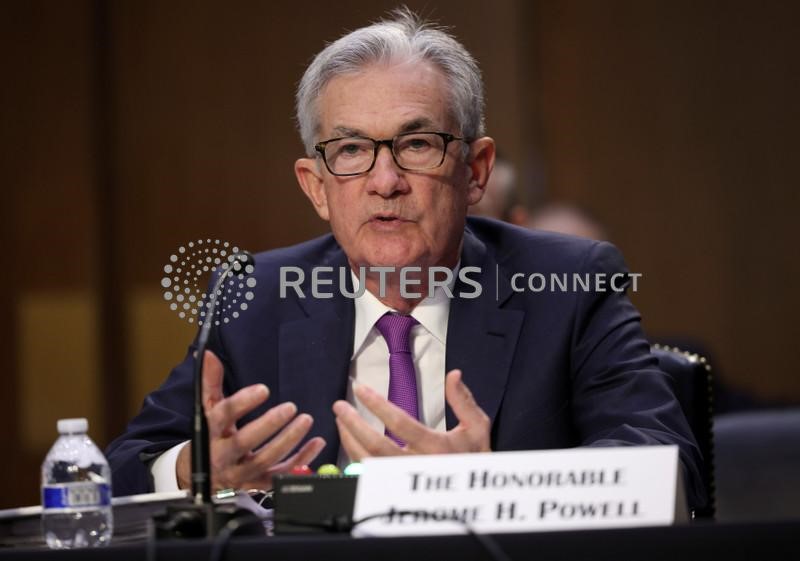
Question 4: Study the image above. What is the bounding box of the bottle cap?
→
[57,418,88,434]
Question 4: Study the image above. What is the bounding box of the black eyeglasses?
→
[314,132,468,176]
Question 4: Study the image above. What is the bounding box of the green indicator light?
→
[317,463,341,475]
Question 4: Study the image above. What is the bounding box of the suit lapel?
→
[278,248,354,463]
[445,230,524,429]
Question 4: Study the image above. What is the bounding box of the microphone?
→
[192,251,256,506]
[154,251,263,539]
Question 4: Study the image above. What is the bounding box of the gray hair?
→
[295,7,485,156]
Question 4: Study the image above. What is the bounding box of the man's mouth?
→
[368,213,411,229]
[371,213,404,222]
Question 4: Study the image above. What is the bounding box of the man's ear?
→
[295,157,330,221]
[465,137,496,206]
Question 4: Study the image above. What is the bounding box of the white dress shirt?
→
[346,271,450,434]
[151,269,454,490]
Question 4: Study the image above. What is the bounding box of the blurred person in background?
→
[528,203,607,241]
[467,156,528,226]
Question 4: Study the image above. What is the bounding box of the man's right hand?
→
[176,350,326,492]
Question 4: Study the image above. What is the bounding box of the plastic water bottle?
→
[41,418,113,548]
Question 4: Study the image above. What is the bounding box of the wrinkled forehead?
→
[314,61,457,139]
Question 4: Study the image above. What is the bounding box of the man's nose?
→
[366,144,408,197]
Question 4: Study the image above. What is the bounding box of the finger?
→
[248,413,315,472]
[201,350,226,410]
[352,384,432,450]
[268,436,327,474]
[229,401,298,452]
[445,369,490,430]
[206,384,270,438]
[336,417,371,462]
[333,398,401,456]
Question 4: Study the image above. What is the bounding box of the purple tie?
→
[375,313,419,446]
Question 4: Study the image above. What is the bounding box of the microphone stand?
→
[154,253,262,539]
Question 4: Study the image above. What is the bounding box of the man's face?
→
[296,61,493,272]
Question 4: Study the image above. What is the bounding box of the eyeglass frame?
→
[313,131,470,177]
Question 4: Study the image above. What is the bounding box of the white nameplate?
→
[351,446,686,537]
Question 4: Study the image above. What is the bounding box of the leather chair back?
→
[652,344,716,519]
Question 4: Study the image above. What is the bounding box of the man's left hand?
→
[332,369,491,459]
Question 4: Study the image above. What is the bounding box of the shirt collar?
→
[351,265,457,359]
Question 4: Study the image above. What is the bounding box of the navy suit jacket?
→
[106,217,707,509]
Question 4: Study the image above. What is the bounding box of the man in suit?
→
[106,9,706,510]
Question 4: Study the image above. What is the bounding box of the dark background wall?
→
[1,0,797,508]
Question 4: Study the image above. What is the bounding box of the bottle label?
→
[42,483,111,510]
